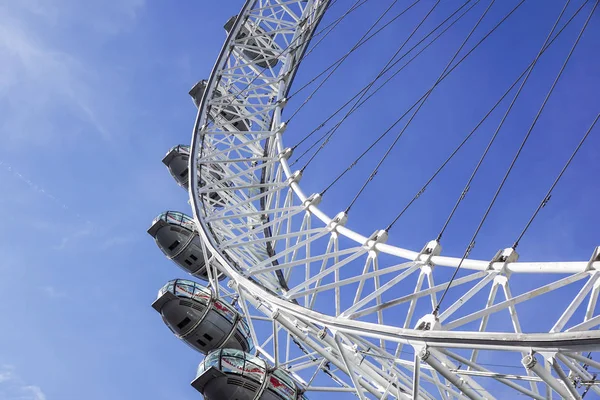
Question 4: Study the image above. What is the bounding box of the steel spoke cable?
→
[202,0,354,126]
[482,0,597,249]
[199,0,365,161]
[344,0,497,213]
[297,0,527,179]
[435,0,574,243]
[300,0,446,176]
[384,0,589,231]
[196,0,345,259]
[434,0,595,315]
[298,0,465,174]
[385,72,534,232]
[285,0,422,124]
[287,0,425,101]
[290,0,478,162]
[303,0,370,59]
[229,1,368,294]
[512,113,600,249]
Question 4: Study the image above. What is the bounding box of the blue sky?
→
[0,0,599,399]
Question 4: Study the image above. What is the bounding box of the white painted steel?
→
[184,0,600,398]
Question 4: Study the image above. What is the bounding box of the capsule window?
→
[196,339,207,347]
[184,259,193,266]
[168,240,181,251]
[179,168,189,178]
[203,333,213,341]
[189,254,198,261]
[177,317,191,329]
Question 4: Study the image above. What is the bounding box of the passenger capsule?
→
[189,80,251,131]
[162,145,227,205]
[192,348,307,400]
[224,16,281,68]
[152,279,254,354]
[147,211,223,281]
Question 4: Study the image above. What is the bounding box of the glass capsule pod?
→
[188,80,251,131]
[147,211,224,281]
[192,348,307,400]
[162,144,227,205]
[224,16,281,68]
[152,279,254,354]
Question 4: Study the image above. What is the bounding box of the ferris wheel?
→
[148,0,600,398]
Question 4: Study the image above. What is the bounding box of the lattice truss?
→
[188,0,600,398]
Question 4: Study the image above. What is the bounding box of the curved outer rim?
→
[189,0,600,352]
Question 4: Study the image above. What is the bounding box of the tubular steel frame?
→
[187,0,600,398]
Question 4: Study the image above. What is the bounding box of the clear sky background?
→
[0,0,598,399]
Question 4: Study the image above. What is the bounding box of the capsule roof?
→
[193,348,305,399]
[189,80,207,108]
[147,211,195,237]
[162,145,191,189]
[162,144,190,165]
[153,278,211,309]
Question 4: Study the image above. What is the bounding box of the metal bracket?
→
[417,240,441,265]
[418,347,430,361]
[303,193,322,209]
[364,230,388,251]
[286,170,302,185]
[488,247,519,273]
[278,147,293,161]
[415,314,440,331]
[278,98,289,108]
[318,328,328,340]
[327,212,348,233]
[522,354,537,369]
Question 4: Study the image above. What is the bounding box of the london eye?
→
[149,1,600,398]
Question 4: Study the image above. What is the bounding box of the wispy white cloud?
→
[43,286,67,299]
[0,160,96,251]
[100,234,139,250]
[0,365,46,400]
[0,160,86,218]
[9,0,145,34]
[0,365,16,383]
[52,222,94,251]
[0,16,108,142]
[0,0,146,146]
[21,386,47,400]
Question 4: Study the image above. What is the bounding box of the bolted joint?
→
[276,121,287,135]
[417,240,442,265]
[415,314,439,331]
[286,170,302,185]
[278,97,289,108]
[327,212,348,232]
[522,354,537,370]
[303,193,322,209]
[489,247,519,272]
[272,309,280,320]
[419,348,430,361]
[318,328,327,340]
[278,147,293,161]
[364,230,388,251]
[280,70,292,83]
